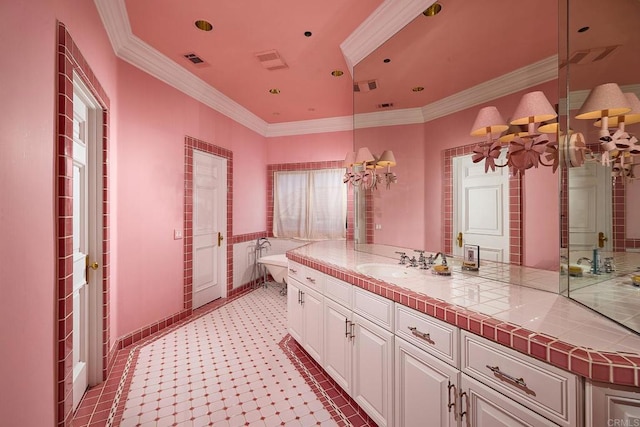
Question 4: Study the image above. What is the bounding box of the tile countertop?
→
[286,240,640,388]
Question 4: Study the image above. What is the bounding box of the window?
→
[273,168,347,240]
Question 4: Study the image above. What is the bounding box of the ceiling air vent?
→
[560,45,620,68]
[183,52,208,66]
[354,79,379,92]
[376,102,394,109]
[255,50,288,71]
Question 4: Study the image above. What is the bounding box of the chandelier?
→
[574,83,640,182]
[343,147,397,190]
[470,91,559,175]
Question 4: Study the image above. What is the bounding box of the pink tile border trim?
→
[56,22,111,426]
[287,252,640,387]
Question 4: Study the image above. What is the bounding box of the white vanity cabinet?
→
[352,311,394,427]
[461,331,580,426]
[322,278,394,427]
[287,262,325,365]
[460,374,558,426]
[395,336,459,426]
[586,380,640,426]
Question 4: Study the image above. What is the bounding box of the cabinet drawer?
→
[288,261,325,292]
[353,287,394,331]
[395,305,458,367]
[325,276,352,308]
[461,331,579,427]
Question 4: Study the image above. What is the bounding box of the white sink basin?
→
[356,263,421,280]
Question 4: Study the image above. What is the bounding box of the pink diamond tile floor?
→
[73,286,376,427]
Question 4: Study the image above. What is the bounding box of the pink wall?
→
[115,60,267,336]
[266,131,353,164]
[355,124,427,249]
[0,1,119,425]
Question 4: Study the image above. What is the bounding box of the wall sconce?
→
[343,148,397,190]
[574,83,639,181]
[470,91,558,175]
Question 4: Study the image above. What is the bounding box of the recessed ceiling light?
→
[304,31,312,37]
[194,20,213,31]
[423,3,442,16]
[331,70,344,77]
[577,26,590,33]
[269,88,281,94]
[383,58,391,63]
[412,86,424,92]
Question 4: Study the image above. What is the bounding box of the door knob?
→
[456,232,463,248]
[218,232,224,247]
[88,261,99,270]
[598,232,608,248]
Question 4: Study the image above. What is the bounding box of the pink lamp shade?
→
[343,151,356,167]
[355,147,375,164]
[376,150,396,167]
[575,83,631,120]
[498,124,529,142]
[594,92,640,127]
[470,106,508,136]
[510,91,557,125]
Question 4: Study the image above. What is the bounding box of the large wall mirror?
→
[562,0,640,333]
[352,0,640,333]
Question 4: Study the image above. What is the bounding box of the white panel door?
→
[454,153,510,263]
[193,151,227,308]
[569,162,612,251]
[72,92,90,410]
[72,76,104,410]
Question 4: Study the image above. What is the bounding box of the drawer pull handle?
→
[447,381,456,413]
[345,318,349,338]
[459,391,467,420]
[408,326,433,343]
[486,365,527,388]
[306,276,316,283]
[289,268,297,273]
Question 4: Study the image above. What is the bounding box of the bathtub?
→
[258,254,288,284]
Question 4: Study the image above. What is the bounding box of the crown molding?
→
[265,116,353,137]
[340,0,435,75]
[94,0,269,136]
[355,108,425,129]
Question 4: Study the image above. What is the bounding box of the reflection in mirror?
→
[352,0,561,289]
[563,0,640,333]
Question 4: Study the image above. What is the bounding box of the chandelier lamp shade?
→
[343,148,397,190]
[575,83,639,179]
[470,91,559,175]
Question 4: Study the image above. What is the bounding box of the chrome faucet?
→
[395,251,409,265]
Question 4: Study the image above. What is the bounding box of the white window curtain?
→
[273,168,347,240]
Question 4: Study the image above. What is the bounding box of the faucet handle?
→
[395,251,408,264]
[414,249,426,262]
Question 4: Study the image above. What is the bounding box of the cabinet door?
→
[352,313,394,427]
[323,298,352,394]
[587,380,640,427]
[287,280,304,343]
[395,337,458,427]
[461,374,557,427]
[301,284,324,365]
